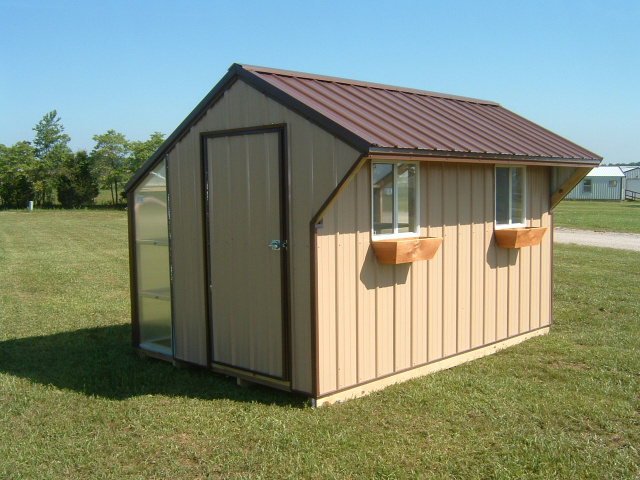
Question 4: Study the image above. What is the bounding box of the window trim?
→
[495,165,526,230]
[371,161,420,239]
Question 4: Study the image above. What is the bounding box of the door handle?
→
[267,240,287,251]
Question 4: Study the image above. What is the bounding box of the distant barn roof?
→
[585,166,625,177]
[241,64,601,162]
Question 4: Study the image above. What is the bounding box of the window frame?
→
[371,161,420,239]
[494,165,527,230]
[583,179,593,193]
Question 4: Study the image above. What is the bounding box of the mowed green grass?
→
[1,210,639,479]
[553,200,640,233]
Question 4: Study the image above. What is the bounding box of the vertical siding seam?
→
[469,169,474,349]
[455,165,460,354]
[481,166,487,347]
[409,265,414,368]
[506,251,511,338]
[392,271,397,372]
[528,170,534,332]
[423,163,429,364]
[334,223,340,392]
[354,179,360,384]
[374,285,378,378]
[441,167,445,358]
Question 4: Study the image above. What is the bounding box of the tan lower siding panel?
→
[356,165,376,383]
[394,269,412,372]
[496,245,509,340]
[317,211,338,394]
[315,161,554,397]
[508,249,520,337]
[457,166,472,352]
[484,166,497,344]
[314,327,550,406]
[471,166,487,348]
[426,163,443,361]
[336,184,357,389]
[540,212,552,327]
[529,170,543,330]
[376,266,395,377]
[442,165,458,356]
[520,239,532,334]
[411,256,428,366]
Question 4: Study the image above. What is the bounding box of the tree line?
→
[0,111,164,209]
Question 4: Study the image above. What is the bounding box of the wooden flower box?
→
[372,236,443,264]
[494,226,547,248]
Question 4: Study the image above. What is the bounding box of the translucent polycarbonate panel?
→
[372,163,394,235]
[495,166,510,225]
[511,167,525,225]
[397,163,418,234]
[139,296,172,352]
[134,161,172,355]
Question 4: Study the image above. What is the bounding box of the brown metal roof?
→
[240,64,601,162]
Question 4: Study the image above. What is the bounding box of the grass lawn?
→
[553,200,640,233]
[1,210,639,479]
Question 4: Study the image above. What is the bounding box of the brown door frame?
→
[200,125,291,382]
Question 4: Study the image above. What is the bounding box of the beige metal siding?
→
[316,162,551,396]
[167,142,208,366]
[167,78,361,392]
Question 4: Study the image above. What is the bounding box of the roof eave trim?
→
[368,147,602,167]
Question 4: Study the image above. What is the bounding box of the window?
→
[372,162,419,237]
[609,180,617,187]
[495,165,525,228]
[583,179,592,193]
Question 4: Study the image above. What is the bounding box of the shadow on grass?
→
[0,324,306,408]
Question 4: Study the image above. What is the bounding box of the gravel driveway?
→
[554,227,640,252]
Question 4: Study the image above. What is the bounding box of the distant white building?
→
[621,166,640,179]
[564,166,626,200]
[622,166,640,199]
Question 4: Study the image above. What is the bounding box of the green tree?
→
[56,150,100,208]
[128,131,165,179]
[0,142,36,209]
[32,110,72,206]
[90,130,130,205]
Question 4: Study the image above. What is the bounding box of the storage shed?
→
[124,64,601,404]
[564,166,625,201]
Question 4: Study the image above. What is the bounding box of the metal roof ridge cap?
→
[237,63,499,106]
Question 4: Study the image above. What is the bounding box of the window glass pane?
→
[511,167,524,224]
[495,167,510,225]
[373,163,394,235]
[583,179,592,193]
[134,161,172,355]
[397,163,417,233]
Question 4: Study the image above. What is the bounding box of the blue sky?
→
[1,0,638,163]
